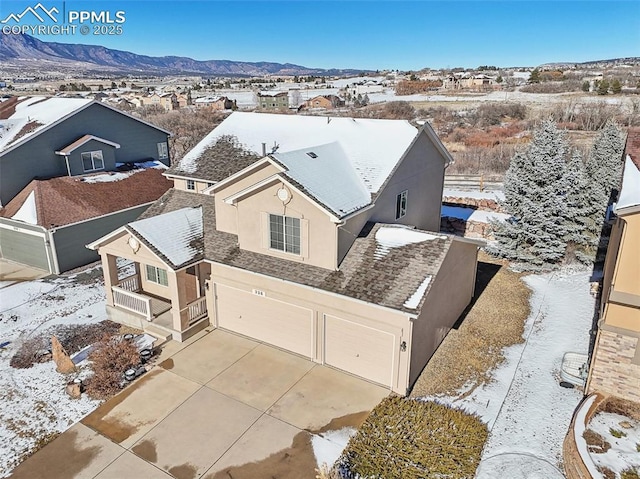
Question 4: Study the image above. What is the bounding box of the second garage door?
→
[214,284,314,358]
[0,226,50,272]
[324,315,396,388]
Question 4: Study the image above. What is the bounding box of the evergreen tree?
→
[597,78,609,95]
[529,68,541,83]
[491,120,569,268]
[585,120,625,200]
[582,81,590,92]
[562,150,601,263]
[611,78,622,94]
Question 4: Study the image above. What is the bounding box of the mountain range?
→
[0,33,365,77]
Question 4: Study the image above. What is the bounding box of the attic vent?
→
[306,152,318,159]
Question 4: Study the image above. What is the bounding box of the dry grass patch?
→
[336,396,487,479]
[410,252,531,397]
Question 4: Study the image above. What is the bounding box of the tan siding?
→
[370,131,445,232]
[214,162,281,235]
[605,303,640,332]
[235,182,338,270]
[408,239,477,386]
[611,214,640,298]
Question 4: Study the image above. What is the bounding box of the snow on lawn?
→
[587,411,640,477]
[422,269,594,477]
[443,188,505,201]
[0,268,108,477]
[441,205,510,223]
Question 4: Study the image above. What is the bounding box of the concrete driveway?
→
[10,329,389,479]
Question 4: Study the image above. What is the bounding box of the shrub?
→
[85,334,140,400]
[621,467,640,479]
[583,429,611,453]
[609,427,627,438]
[337,396,487,479]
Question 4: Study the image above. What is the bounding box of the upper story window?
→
[269,214,300,255]
[396,190,408,220]
[145,264,168,286]
[186,179,196,190]
[157,142,169,160]
[81,150,104,172]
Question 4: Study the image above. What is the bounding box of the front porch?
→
[102,255,211,342]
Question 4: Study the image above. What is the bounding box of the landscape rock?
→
[65,382,82,399]
[51,336,76,374]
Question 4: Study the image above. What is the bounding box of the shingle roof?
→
[138,189,454,314]
[174,112,419,193]
[128,206,204,269]
[625,127,640,171]
[0,167,172,228]
[165,135,262,182]
[271,142,371,217]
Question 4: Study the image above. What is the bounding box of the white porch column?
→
[102,253,118,307]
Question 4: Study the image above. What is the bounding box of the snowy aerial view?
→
[1,1,639,478]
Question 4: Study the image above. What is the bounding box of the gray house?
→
[0,96,171,207]
[0,96,172,273]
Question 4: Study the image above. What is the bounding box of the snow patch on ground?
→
[443,188,505,201]
[422,269,595,475]
[587,411,640,477]
[374,226,442,258]
[441,205,511,223]
[0,269,109,477]
[312,427,357,470]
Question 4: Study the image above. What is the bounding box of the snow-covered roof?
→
[272,142,371,217]
[128,206,203,269]
[11,190,37,225]
[614,155,640,215]
[0,97,92,153]
[178,112,419,194]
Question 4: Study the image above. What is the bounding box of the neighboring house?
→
[0,164,172,274]
[88,112,482,395]
[0,95,172,272]
[301,95,344,110]
[0,96,171,207]
[257,91,289,109]
[194,96,234,110]
[144,92,178,111]
[175,92,191,108]
[586,129,640,403]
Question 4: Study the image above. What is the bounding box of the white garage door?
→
[215,284,314,358]
[324,315,396,388]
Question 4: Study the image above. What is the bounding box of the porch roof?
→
[137,189,458,314]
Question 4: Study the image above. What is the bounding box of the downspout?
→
[47,229,61,274]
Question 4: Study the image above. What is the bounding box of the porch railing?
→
[112,285,152,320]
[183,296,207,326]
[117,273,140,292]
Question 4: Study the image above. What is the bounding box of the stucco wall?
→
[610,214,640,299]
[235,181,339,270]
[408,238,478,386]
[369,131,445,232]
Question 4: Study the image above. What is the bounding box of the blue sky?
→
[1,1,639,70]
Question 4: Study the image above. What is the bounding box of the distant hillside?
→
[0,33,366,77]
[539,57,640,69]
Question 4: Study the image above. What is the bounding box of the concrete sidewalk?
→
[11,329,388,479]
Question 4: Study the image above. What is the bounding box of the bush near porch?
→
[336,396,487,479]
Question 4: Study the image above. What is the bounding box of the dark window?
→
[395,190,408,220]
[269,214,300,254]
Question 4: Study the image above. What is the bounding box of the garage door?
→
[215,284,314,358]
[0,227,50,272]
[324,315,396,387]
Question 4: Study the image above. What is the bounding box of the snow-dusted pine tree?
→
[585,120,625,202]
[490,120,569,268]
[562,150,601,263]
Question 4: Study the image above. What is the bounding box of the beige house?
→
[88,112,482,394]
[301,95,344,110]
[144,92,178,111]
[194,96,234,110]
[587,129,640,402]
